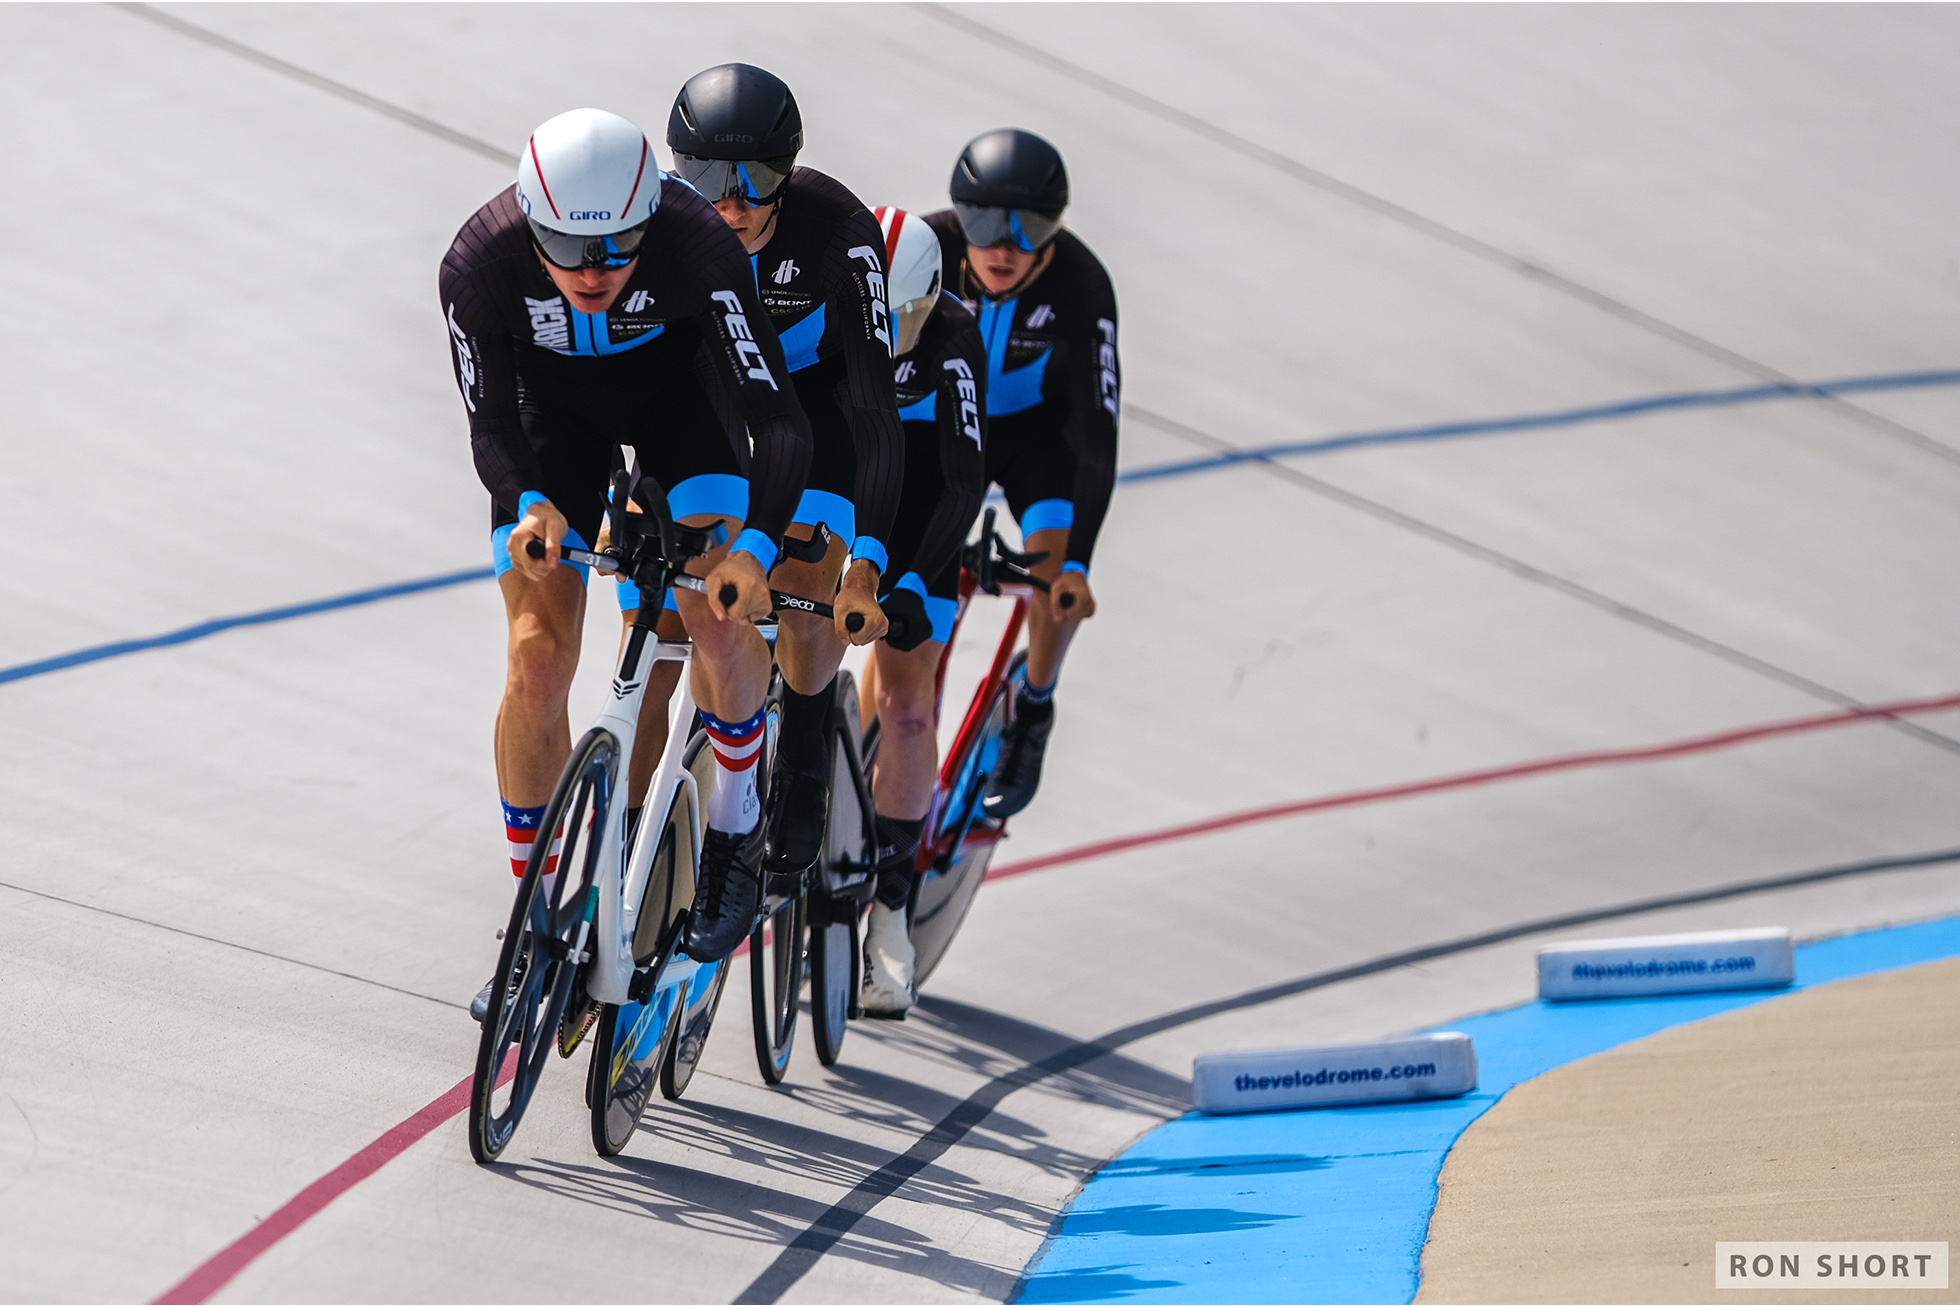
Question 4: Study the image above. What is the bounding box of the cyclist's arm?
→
[899,332,988,593]
[822,212,904,577]
[440,261,546,517]
[691,248,813,568]
[1057,281,1120,572]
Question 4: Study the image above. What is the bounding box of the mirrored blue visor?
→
[953,201,1063,253]
[670,154,795,204]
[527,216,649,270]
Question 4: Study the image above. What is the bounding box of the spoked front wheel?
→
[470,728,615,1164]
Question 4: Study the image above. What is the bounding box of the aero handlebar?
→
[523,537,864,632]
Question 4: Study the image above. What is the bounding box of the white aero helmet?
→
[516,108,659,269]
[876,206,942,358]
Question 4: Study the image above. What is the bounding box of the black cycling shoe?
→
[982,693,1055,819]
[469,951,530,1025]
[683,822,766,962]
[765,757,831,880]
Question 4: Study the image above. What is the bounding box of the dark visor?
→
[953,201,1063,253]
[670,154,796,204]
[527,216,649,271]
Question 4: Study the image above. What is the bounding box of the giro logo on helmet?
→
[568,210,612,221]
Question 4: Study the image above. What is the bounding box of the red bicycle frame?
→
[916,565,1037,868]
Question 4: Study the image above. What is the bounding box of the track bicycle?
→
[861,509,1058,993]
[468,472,845,1162]
[747,651,881,1082]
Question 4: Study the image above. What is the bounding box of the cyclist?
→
[855,207,987,1016]
[923,128,1119,819]
[662,64,903,903]
[440,107,811,1006]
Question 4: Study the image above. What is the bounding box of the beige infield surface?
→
[1417,957,1960,1305]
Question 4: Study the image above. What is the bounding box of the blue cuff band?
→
[923,595,957,645]
[893,571,928,599]
[1061,560,1088,576]
[851,535,889,574]
[517,490,550,518]
[791,489,857,546]
[1018,498,1074,537]
[732,528,778,572]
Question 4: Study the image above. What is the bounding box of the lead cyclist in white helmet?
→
[853,207,989,1016]
[439,108,816,1016]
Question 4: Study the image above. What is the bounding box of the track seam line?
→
[913,3,1960,470]
[1126,405,1960,759]
[113,3,509,164]
[0,878,463,1011]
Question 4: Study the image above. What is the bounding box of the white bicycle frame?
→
[581,616,706,1007]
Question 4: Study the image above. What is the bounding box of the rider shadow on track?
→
[497,1097,1028,1300]
[490,998,1195,1299]
[852,994,1194,1120]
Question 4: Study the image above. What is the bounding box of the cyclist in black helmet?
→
[659,63,905,959]
[924,128,1119,820]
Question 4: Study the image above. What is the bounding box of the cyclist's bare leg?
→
[495,566,587,806]
[667,513,772,724]
[1022,527,1082,689]
[770,523,849,694]
[869,637,942,821]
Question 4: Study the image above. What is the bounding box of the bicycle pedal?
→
[627,965,658,1004]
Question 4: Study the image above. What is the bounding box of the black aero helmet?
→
[667,63,802,203]
[950,128,1068,251]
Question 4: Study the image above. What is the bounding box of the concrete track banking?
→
[1,5,1956,1303]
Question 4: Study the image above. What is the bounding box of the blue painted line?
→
[1113,368,1960,487]
[12,369,1957,689]
[1018,913,1960,1304]
[0,566,494,687]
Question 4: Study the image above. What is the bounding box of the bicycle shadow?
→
[495,1096,1027,1299]
[487,1000,1190,1297]
[853,993,1194,1119]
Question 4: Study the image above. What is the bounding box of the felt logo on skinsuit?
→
[1096,317,1119,419]
[446,303,477,411]
[710,290,779,390]
[846,244,892,355]
[943,357,981,447]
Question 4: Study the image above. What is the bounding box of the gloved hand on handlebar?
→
[878,581,932,653]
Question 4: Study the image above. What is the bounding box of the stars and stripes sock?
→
[502,799,563,878]
[700,707,765,834]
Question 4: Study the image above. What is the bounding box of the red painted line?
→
[153,1054,514,1305]
[151,689,1959,1301]
[984,689,1960,883]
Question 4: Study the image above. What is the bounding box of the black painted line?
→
[735,845,1960,1303]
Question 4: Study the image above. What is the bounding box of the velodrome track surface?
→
[3,4,1958,1302]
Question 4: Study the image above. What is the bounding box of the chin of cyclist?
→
[440,108,814,1012]
[852,208,987,1016]
[663,64,904,890]
[924,129,1118,820]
